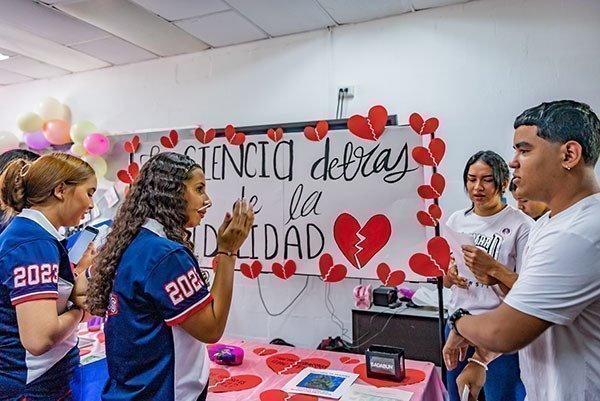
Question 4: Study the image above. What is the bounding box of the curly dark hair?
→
[86,152,201,315]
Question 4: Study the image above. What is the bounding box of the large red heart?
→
[353,364,426,387]
[272,260,296,280]
[409,113,439,135]
[304,121,329,142]
[416,204,443,227]
[348,105,388,141]
[225,124,246,146]
[117,162,139,184]
[195,128,216,144]
[376,263,406,287]
[240,260,262,279]
[417,173,445,199]
[160,129,178,148]
[267,127,283,142]
[319,253,347,283]
[123,135,139,153]
[208,368,262,393]
[253,347,278,357]
[334,213,391,269]
[260,389,317,401]
[409,236,451,277]
[340,356,360,364]
[266,353,330,375]
[412,138,446,167]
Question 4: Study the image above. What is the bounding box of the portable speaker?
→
[372,286,398,306]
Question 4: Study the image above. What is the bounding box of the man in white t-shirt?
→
[443,100,600,401]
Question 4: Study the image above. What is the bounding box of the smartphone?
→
[68,226,99,265]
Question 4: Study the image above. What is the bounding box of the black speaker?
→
[372,286,398,306]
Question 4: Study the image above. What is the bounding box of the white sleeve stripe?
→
[11,290,58,302]
[164,292,212,324]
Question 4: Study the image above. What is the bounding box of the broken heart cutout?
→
[123,135,140,153]
[319,253,347,283]
[195,128,216,144]
[409,236,451,277]
[409,113,439,135]
[117,162,139,185]
[272,260,296,280]
[334,213,391,269]
[253,347,278,357]
[412,138,446,167]
[416,204,443,227]
[353,364,426,387]
[348,105,388,141]
[376,263,406,287]
[225,124,246,146]
[304,121,329,142]
[160,129,178,148]
[260,389,318,401]
[340,356,360,364]
[240,260,262,279]
[417,173,446,199]
[208,368,262,393]
[266,353,330,375]
[267,127,283,142]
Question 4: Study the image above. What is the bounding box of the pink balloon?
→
[83,133,110,155]
[24,130,52,150]
[43,120,71,145]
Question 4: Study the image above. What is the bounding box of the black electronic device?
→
[366,344,406,382]
[372,286,398,307]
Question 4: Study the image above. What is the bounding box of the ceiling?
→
[0,0,472,86]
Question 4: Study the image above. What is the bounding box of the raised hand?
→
[216,199,255,254]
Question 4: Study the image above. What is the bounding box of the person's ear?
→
[53,182,66,201]
[561,140,583,170]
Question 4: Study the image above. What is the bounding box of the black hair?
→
[509,177,517,192]
[514,100,600,166]
[0,149,39,173]
[463,150,510,194]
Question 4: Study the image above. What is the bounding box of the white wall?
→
[1,0,599,348]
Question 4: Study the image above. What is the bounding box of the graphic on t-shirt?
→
[473,232,503,260]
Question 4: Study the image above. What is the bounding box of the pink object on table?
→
[208,345,244,366]
[87,317,103,332]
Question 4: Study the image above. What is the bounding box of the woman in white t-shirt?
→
[444,150,533,401]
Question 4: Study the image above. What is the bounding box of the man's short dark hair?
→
[514,100,600,166]
[0,149,39,174]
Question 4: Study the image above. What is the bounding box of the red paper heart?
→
[272,260,296,280]
[240,260,262,279]
[267,128,283,142]
[417,173,445,199]
[260,389,318,401]
[353,364,426,387]
[97,332,105,343]
[195,128,216,144]
[304,121,329,142]
[123,135,140,153]
[253,347,278,357]
[409,113,439,135]
[348,105,388,141]
[208,368,262,393]
[376,263,406,287]
[427,236,451,271]
[412,138,446,167]
[416,204,443,227]
[409,236,451,277]
[160,129,178,148]
[225,124,246,146]
[340,356,360,364]
[266,353,330,375]
[318,253,347,283]
[117,162,140,184]
[334,213,391,269]
[80,349,91,356]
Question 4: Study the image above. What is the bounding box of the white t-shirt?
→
[504,193,600,401]
[446,205,533,315]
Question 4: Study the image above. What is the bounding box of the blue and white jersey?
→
[0,209,79,399]
[103,219,213,401]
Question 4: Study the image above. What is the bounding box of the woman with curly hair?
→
[86,152,254,401]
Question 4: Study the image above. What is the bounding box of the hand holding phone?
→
[68,226,99,265]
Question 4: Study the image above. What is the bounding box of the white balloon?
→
[0,131,20,152]
[70,120,97,144]
[82,155,107,178]
[70,143,87,157]
[61,104,72,124]
[35,97,64,121]
[16,112,43,132]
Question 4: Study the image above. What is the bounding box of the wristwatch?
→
[448,308,471,337]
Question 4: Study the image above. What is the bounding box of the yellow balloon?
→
[61,104,72,124]
[70,143,87,157]
[16,112,43,132]
[82,155,107,178]
[70,120,97,143]
[35,97,64,121]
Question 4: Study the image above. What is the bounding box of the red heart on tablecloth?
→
[304,121,329,142]
[225,124,245,146]
[318,253,347,283]
[266,353,330,375]
[160,130,178,148]
[260,389,318,401]
[412,138,446,167]
[195,128,216,144]
[208,368,262,393]
[416,204,443,227]
[409,236,451,277]
[353,363,426,387]
[376,263,406,287]
[240,261,262,279]
[97,333,105,343]
[334,213,391,269]
[253,347,278,357]
[340,356,360,364]
[267,127,283,142]
[417,173,445,199]
[117,162,139,185]
[348,105,388,141]
[409,113,439,135]
[272,260,296,280]
[123,135,139,153]
[79,349,91,356]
